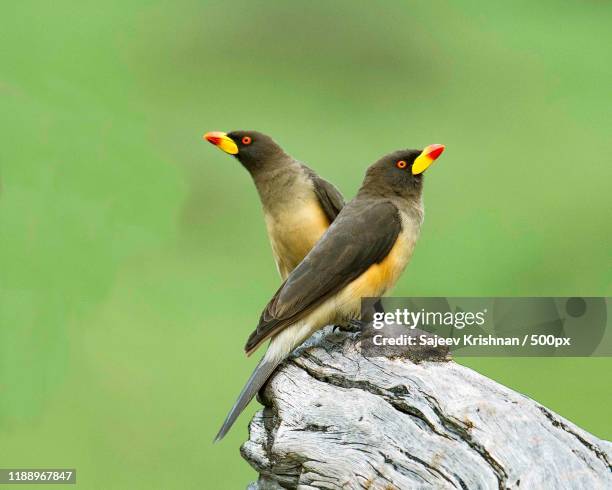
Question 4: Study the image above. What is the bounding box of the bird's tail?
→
[213,355,282,442]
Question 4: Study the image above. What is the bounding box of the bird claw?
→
[332,320,364,333]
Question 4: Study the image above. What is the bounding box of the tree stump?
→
[241,326,611,490]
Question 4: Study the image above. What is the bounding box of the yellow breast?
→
[265,199,330,279]
[348,234,415,299]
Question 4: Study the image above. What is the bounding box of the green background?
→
[1,1,611,488]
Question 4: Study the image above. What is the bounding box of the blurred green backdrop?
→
[1,1,611,488]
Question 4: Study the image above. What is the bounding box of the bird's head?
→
[203,130,284,172]
[361,145,445,199]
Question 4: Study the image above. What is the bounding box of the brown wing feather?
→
[302,165,345,221]
[245,199,401,353]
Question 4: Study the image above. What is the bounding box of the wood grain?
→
[242,326,611,490]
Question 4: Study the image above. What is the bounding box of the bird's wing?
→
[245,200,401,354]
[301,165,345,221]
[311,176,345,221]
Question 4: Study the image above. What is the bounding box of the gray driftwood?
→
[242,326,611,490]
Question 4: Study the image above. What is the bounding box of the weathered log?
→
[242,326,611,490]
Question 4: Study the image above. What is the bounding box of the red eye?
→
[396,160,407,169]
[242,136,252,145]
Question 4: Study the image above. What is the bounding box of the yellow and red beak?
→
[203,131,239,155]
[412,144,445,175]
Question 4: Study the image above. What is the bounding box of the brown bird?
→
[215,144,446,441]
[203,130,345,279]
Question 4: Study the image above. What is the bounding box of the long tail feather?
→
[213,357,281,442]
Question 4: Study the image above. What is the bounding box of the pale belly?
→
[265,201,330,280]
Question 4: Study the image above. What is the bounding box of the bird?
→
[214,143,446,441]
[203,130,345,280]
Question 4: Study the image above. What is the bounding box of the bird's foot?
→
[332,320,364,333]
